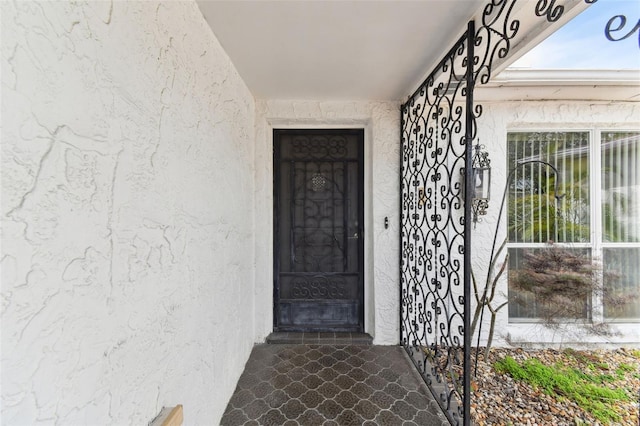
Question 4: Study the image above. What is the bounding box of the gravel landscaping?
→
[470,347,640,426]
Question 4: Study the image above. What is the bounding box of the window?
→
[507,130,640,321]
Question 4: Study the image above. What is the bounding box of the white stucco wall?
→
[1,2,256,424]
[473,99,640,347]
[253,100,401,345]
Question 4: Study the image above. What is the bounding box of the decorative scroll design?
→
[291,136,349,159]
[535,0,640,47]
[606,15,640,46]
[535,0,566,22]
[291,279,347,299]
[400,21,475,425]
[473,0,608,88]
[473,0,519,87]
[535,0,600,22]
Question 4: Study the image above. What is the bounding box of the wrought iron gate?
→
[400,1,599,425]
[400,21,475,426]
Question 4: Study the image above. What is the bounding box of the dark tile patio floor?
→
[220,344,448,425]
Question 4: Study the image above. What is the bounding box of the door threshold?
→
[266,332,372,345]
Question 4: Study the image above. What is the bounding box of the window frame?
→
[506,127,640,324]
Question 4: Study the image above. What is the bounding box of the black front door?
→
[274,129,364,332]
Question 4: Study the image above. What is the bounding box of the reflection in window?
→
[507,132,590,244]
[506,131,640,321]
[508,247,591,320]
[601,132,640,243]
[601,132,640,320]
[603,248,640,320]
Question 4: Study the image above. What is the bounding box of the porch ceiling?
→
[196,0,485,101]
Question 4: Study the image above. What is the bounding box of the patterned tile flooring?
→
[220,344,448,425]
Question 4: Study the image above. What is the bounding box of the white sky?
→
[512,0,640,69]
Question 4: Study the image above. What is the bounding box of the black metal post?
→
[463,20,475,426]
[399,105,405,346]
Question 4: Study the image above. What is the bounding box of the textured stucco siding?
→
[473,100,640,347]
[1,2,256,424]
[253,100,401,345]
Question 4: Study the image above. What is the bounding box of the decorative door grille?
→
[274,129,364,332]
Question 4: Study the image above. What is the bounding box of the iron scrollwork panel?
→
[400,2,603,425]
[400,23,475,426]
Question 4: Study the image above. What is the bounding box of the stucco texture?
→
[2,1,256,424]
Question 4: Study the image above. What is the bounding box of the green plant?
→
[569,366,617,384]
[618,362,636,371]
[616,363,636,375]
[494,356,630,423]
[593,362,610,371]
[563,348,603,364]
